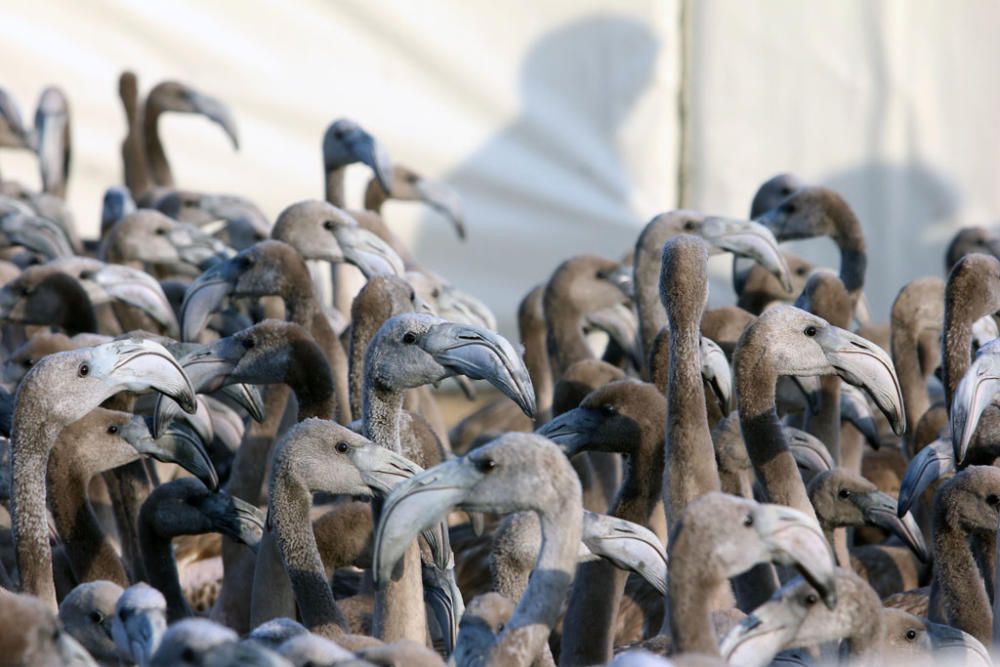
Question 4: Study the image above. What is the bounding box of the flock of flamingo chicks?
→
[0,71,997,667]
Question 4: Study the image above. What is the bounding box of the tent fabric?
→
[0,1,995,335]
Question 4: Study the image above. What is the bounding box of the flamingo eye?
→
[475,458,497,474]
[743,514,754,528]
[78,363,90,377]
[804,593,818,606]
[838,488,851,499]
[89,610,103,624]
[107,425,119,435]
[335,442,349,454]
[323,220,335,231]
[804,326,817,337]
[402,332,418,345]
[905,629,917,641]
[987,494,1000,507]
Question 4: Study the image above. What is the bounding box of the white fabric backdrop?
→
[0,1,996,335]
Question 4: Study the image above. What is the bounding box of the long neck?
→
[735,352,816,519]
[544,297,592,381]
[519,288,553,419]
[807,376,841,463]
[491,503,583,666]
[141,100,172,187]
[47,440,137,586]
[934,517,992,643]
[119,74,150,199]
[363,178,388,213]
[893,324,931,438]
[634,229,668,378]
[942,293,978,409]
[307,312,350,423]
[363,381,404,452]
[270,471,348,636]
[665,321,720,530]
[138,510,193,622]
[831,205,866,298]
[282,339,337,422]
[325,166,347,208]
[668,529,725,655]
[349,300,393,421]
[10,402,63,609]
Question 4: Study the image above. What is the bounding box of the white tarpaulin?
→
[0,1,996,334]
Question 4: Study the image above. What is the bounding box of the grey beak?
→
[815,325,906,436]
[701,216,793,293]
[207,491,266,551]
[720,600,804,667]
[950,340,1000,464]
[188,90,240,150]
[331,224,406,278]
[701,336,732,413]
[581,512,668,595]
[179,261,238,341]
[0,211,75,259]
[373,458,479,587]
[755,504,837,609]
[897,438,954,517]
[414,177,466,240]
[423,322,536,418]
[99,339,197,414]
[855,491,929,562]
[126,417,219,491]
[839,382,881,449]
[925,619,993,667]
[784,426,834,479]
[535,407,604,457]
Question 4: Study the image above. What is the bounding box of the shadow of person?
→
[412,14,660,336]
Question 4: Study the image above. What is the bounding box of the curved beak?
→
[435,286,498,331]
[34,88,70,199]
[349,442,424,496]
[926,620,993,667]
[179,261,238,341]
[701,217,793,293]
[839,382,881,449]
[373,457,480,587]
[814,325,906,436]
[203,491,265,551]
[971,314,999,349]
[422,321,535,417]
[122,611,164,667]
[94,339,197,413]
[126,417,219,491]
[784,426,834,478]
[897,438,954,517]
[348,442,450,569]
[586,304,640,368]
[950,342,1000,464]
[350,132,393,195]
[581,512,668,595]
[720,596,805,667]
[535,407,603,457]
[92,265,180,338]
[332,224,405,278]
[166,223,233,271]
[152,339,254,438]
[701,336,732,413]
[854,490,929,562]
[754,504,837,609]
[414,177,466,240]
[0,87,29,148]
[598,263,635,300]
[0,212,75,259]
[218,382,265,422]
[187,90,240,150]
[421,558,463,656]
